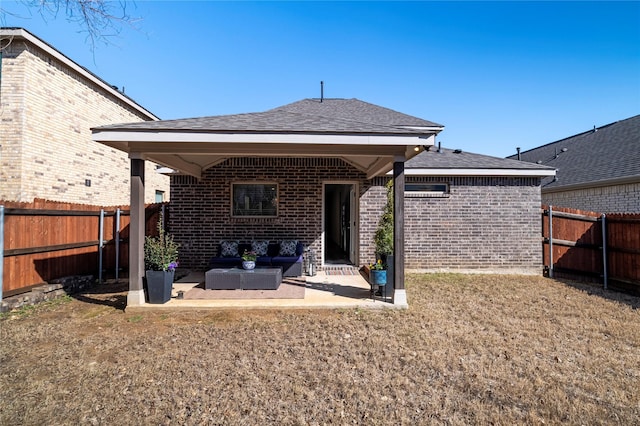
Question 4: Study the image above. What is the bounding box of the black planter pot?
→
[145,270,174,304]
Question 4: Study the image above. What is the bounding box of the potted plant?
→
[373,179,394,278]
[241,250,257,270]
[144,220,179,304]
[369,259,387,285]
[373,180,394,263]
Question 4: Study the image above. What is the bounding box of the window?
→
[155,190,165,203]
[232,182,278,217]
[405,183,449,198]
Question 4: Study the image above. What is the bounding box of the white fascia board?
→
[402,126,444,133]
[4,28,159,121]
[400,168,557,177]
[92,130,436,146]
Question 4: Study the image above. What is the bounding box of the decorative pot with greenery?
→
[241,250,257,270]
[373,180,393,263]
[369,259,387,286]
[144,220,179,304]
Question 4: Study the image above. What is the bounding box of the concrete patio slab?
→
[126,271,396,311]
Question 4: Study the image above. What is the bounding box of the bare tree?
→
[1,1,140,49]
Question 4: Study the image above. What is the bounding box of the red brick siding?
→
[171,159,543,274]
[402,176,542,272]
[170,158,368,270]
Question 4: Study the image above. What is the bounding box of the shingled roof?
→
[93,98,444,179]
[408,147,555,173]
[271,98,443,128]
[94,98,443,135]
[509,115,640,188]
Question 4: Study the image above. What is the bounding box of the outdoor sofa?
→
[208,240,304,277]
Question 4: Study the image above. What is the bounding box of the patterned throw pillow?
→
[220,240,239,257]
[251,240,270,257]
[279,240,298,257]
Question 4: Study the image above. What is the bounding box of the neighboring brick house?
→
[508,115,640,213]
[93,98,554,306]
[0,27,169,205]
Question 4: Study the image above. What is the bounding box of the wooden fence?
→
[1,199,168,297]
[542,205,640,295]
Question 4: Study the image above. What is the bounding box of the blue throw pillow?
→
[251,240,270,256]
[279,240,298,257]
[220,240,239,257]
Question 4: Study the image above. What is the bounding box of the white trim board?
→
[400,168,557,177]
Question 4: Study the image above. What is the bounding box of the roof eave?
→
[542,174,640,193]
[91,130,439,145]
[401,168,557,177]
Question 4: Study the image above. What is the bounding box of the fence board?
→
[542,205,640,294]
[1,199,166,297]
[608,214,640,282]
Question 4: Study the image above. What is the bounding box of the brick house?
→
[0,27,169,205]
[509,115,640,213]
[93,98,554,307]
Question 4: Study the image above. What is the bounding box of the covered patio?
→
[91,99,443,309]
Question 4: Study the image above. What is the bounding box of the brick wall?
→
[362,176,544,274]
[0,38,169,205]
[171,158,543,274]
[170,158,369,270]
[542,182,640,213]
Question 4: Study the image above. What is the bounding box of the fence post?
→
[548,205,554,278]
[0,205,4,301]
[601,213,608,290]
[98,209,104,284]
[115,208,121,282]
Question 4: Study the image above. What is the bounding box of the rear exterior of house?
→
[170,149,551,275]
[93,97,554,306]
[0,27,169,205]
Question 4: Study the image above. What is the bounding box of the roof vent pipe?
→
[516,147,521,161]
[438,141,441,153]
[320,81,324,103]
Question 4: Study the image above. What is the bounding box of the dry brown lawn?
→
[1,274,639,425]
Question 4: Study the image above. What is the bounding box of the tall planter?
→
[370,269,387,286]
[145,270,174,304]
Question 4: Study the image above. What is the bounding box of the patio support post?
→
[392,157,407,307]
[128,156,146,306]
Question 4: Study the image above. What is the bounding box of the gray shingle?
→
[93,98,443,134]
[407,147,555,171]
[508,115,640,188]
[272,98,443,128]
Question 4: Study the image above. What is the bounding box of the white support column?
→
[128,155,146,306]
[392,156,408,308]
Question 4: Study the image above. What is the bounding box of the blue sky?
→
[2,1,639,157]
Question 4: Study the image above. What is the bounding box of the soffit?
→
[95,135,436,179]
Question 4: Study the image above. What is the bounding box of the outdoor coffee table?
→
[205,267,283,290]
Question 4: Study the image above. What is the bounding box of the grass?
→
[0,295,72,320]
[0,274,638,425]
